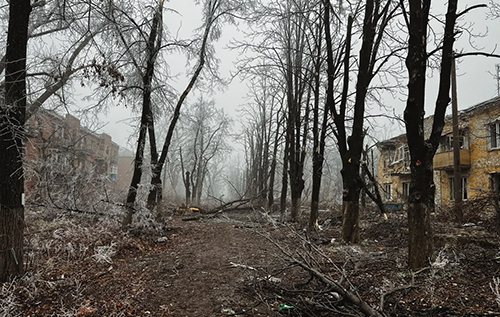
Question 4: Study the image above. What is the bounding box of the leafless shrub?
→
[25,150,126,224]
[245,226,384,317]
[490,277,500,308]
[0,279,19,316]
[92,242,117,263]
[435,194,499,224]
[9,212,137,315]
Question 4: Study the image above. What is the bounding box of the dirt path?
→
[20,209,500,316]
[84,216,278,316]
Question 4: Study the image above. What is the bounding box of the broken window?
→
[438,130,468,152]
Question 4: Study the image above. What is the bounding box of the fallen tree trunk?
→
[361,162,387,216]
[205,197,258,214]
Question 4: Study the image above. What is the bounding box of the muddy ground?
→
[7,204,500,316]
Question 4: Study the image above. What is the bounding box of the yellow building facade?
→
[377,96,500,209]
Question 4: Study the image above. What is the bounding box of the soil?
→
[12,206,500,316]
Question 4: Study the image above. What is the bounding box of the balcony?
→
[433,149,471,170]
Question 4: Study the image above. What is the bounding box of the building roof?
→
[377,133,407,149]
[119,147,135,157]
[377,96,500,147]
[460,96,500,116]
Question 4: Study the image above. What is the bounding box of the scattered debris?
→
[278,303,294,311]
[229,262,256,270]
[92,242,117,264]
[157,237,168,243]
[221,307,235,315]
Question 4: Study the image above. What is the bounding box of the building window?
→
[383,183,391,201]
[489,122,500,149]
[387,149,395,166]
[439,130,468,152]
[449,177,468,201]
[402,182,410,200]
[388,145,409,166]
[110,165,118,181]
[490,173,500,194]
[395,146,404,162]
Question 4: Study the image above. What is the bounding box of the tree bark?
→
[361,162,387,215]
[341,164,362,243]
[403,0,457,270]
[123,2,163,227]
[310,4,324,229]
[280,137,289,218]
[147,11,213,209]
[268,113,282,211]
[0,0,31,281]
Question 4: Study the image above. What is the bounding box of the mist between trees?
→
[1,0,500,284]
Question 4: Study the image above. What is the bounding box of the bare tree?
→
[0,0,31,281]
[146,0,246,211]
[239,0,320,220]
[309,1,326,229]
[400,0,457,270]
[324,0,398,242]
[239,69,284,207]
[122,0,164,227]
[179,97,231,206]
[399,0,500,269]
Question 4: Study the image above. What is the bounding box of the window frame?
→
[489,121,500,150]
[438,130,469,152]
[449,177,468,201]
[402,182,410,200]
[383,183,392,201]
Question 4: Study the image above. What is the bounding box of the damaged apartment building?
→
[377,96,500,209]
[24,109,119,201]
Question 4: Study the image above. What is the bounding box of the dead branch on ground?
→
[251,228,384,317]
[205,197,260,214]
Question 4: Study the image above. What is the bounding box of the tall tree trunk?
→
[123,2,163,227]
[144,2,164,211]
[268,114,282,211]
[404,0,433,265]
[259,118,270,206]
[0,0,31,281]
[289,85,309,221]
[341,163,362,243]
[280,138,289,218]
[340,0,376,243]
[147,0,218,209]
[184,171,191,207]
[310,4,324,229]
[404,0,457,270]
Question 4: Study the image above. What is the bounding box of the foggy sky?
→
[100,0,500,149]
